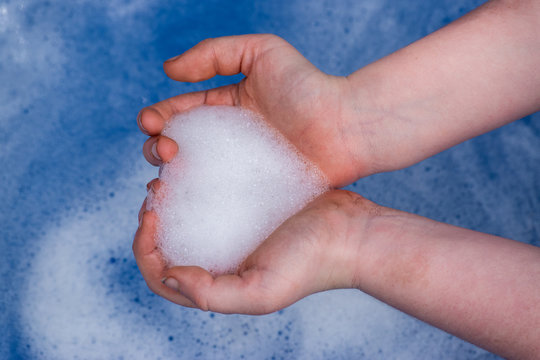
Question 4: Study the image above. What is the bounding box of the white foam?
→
[19,158,489,359]
[147,105,329,274]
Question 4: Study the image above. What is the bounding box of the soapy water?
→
[7,0,518,358]
[20,162,492,359]
[148,105,329,274]
[18,105,498,359]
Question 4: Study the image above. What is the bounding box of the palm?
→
[231,190,359,313]
[238,43,358,186]
[134,35,365,313]
[134,190,361,314]
[141,35,364,187]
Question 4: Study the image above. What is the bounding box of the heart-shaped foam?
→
[147,105,328,275]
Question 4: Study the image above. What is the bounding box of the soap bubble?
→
[148,105,329,274]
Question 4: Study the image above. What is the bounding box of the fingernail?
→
[151,142,161,161]
[138,213,143,228]
[137,112,147,134]
[165,54,181,63]
[162,277,179,291]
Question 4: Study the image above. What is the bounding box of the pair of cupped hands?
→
[134,34,413,314]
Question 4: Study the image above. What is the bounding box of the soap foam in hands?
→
[148,105,328,275]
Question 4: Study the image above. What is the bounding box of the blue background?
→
[2,0,538,358]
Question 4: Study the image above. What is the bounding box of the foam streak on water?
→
[148,105,329,274]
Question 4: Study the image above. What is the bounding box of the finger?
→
[133,211,160,264]
[142,137,160,166]
[142,135,178,166]
[160,277,199,309]
[163,266,275,315]
[144,179,165,215]
[163,34,283,82]
[133,208,197,308]
[138,198,147,226]
[147,178,166,207]
[137,91,207,136]
[133,211,194,306]
[138,83,243,137]
[133,211,165,293]
[146,178,159,191]
[146,178,163,199]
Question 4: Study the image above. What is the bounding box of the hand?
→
[133,187,376,314]
[138,34,373,187]
[134,34,376,312]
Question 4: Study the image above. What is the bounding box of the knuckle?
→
[259,33,285,46]
[191,289,209,311]
[198,37,215,48]
[252,293,275,315]
[262,33,281,41]
[190,275,212,311]
[148,282,161,297]
[246,279,276,315]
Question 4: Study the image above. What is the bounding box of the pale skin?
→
[133,0,540,358]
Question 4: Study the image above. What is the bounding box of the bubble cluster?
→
[147,105,329,274]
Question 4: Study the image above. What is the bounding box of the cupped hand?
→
[134,34,377,313]
[134,186,375,314]
[138,34,372,187]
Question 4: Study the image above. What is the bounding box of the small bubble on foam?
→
[148,105,328,274]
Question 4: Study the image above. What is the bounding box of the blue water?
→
[2,0,538,358]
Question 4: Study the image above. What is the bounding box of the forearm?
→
[346,0,540,174]
[353,207,540,359]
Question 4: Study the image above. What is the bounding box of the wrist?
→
[338,72,387,179]
[322,190,388,290]
[298,73,380,185]
[342,196,419,293]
